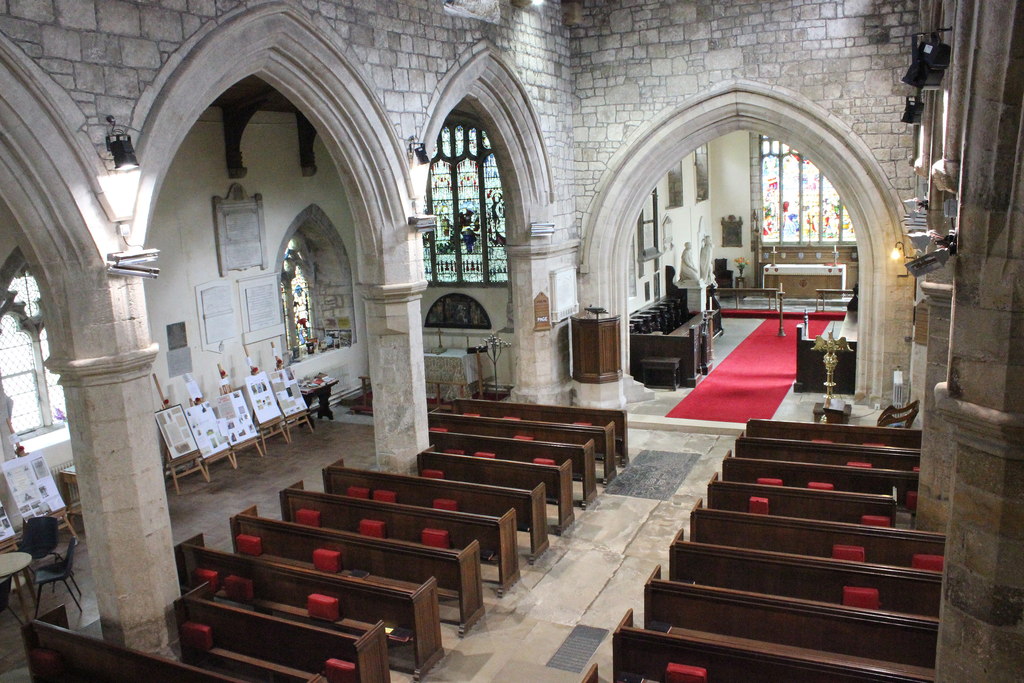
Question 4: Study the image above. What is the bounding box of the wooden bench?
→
[722,454,920,508]
[612,609,934,682]
[427,430,597,508]
[322,460,549,563]
[716,287,781,310]
[668,540,942,616]
[688,498,946,567]
[174,584,390,683]
[643,566,938,668]
[280,483,520,595]
[418,451,574,533]
[817,288,855,311]
[452,397,629,466]
[707,473,898,524]
[734,437,921,471]
[22,605,250,683]
[629,322,704,388]
[744,419,922,449]
[230,506,484,636]
[175,535,444,679]
[428,412,616,484]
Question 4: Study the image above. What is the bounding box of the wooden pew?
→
[722,454,919,508]
[643,565,938,668]
[230,506,484,636]
[322,460,549,562]
[706,473,898,524]
[428,412,616,484]
[452,397,629,466]
[280,483,520,595]
[744,419,922,449]
[174,584,391,683]
[418,450,575,532]
[21,605,250,683]
[427,430,597,507]
[174,535,444,679]
[668,539,942,616]
[734,437,921,471]
[612,609,934,682]
[689,499,946,567]
[580,663,599,683]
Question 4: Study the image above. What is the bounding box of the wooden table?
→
[0,551,35,619]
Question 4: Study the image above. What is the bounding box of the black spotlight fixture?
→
[410,141,431,166]
[901,95,925,124]
[105,115,139,170]
[901,32,951,90]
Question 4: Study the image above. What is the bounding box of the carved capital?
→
[48,343,159,388]
[934,382,1024,458]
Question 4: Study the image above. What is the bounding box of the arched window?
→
[0,267,65,434]
[760,136,856,244]
[281,239,316,351]
[424,121,508,285]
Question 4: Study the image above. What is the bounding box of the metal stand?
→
[482,332,512,400]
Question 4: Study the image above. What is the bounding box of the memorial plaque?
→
[212,183,267,275]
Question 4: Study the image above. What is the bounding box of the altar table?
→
[763,263,846,297]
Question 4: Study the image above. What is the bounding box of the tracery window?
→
[281,240,315,350]
[424,121,508,285]
[760,136,856,244]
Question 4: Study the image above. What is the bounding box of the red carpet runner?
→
[665,317,832,423]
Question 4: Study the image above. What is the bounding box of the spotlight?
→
[105,116,138,170]
[409,141,431,166]
[901,33,951,90]
[901,96,924,124]
[107,248,160,278]
[905,248,950,278]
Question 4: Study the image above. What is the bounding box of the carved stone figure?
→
[676,241,701,284]
[699,234,713,283]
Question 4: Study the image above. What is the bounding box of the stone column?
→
[362,281,430,473]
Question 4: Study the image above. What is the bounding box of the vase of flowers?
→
[734,256,750,276]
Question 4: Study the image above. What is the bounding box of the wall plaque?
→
[212,183,267,275]
[534,292,551,331]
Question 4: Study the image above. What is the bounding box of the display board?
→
[210,390,259,445]
[243,371,284,425]
[239,274,285,344]
[184,402,233,460]
[1,452,66,519]
[268,369,307,417]
[0,500,13,542]
[155,404,200,462]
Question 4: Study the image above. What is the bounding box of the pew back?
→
[745,419,922,449]
[735,436,921,471]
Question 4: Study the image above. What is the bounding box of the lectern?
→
[571,314,621,383]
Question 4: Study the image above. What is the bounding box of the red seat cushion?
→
[913,466,920,472]
[313,548,343,573]
[193,568,220,591]
[236,534,263,556]
[179,621,214,650]
[533,457,556,466]
[842,586,880,609]
[832,544,866,562]
[860,515,892,527]
[912,554,944,571]
[502,415,521,420]
[428,427,448,432]
[847,461,873,468]
[862,442,887,447]
[573,421,593,426]
[906,490,919,510]
[811,438,833,443]
[372,489,397,503]
[756,477,783,486]
[474,451,496,458]
[665,662,708,683]
[324,658,357,683]
[433,498,459,511]
[295,508,322,527]
[346,486,370,499]
[513,434,534,441]
[307,593,340,621]
[462,413,480,417]
[748,496,769,514]
[421,469,445,479]
[223,574,254,602]
[421,527,451,549]
[359,519,387,538]
[28,649,65,678]
[443,448,466,455]
[807,481,835,490]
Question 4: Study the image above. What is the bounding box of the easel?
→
[219,364,264,458]
[153,375,209,494]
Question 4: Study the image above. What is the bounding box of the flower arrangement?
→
[733,256,750,275]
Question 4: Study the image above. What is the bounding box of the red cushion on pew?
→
[533,458,556,466]
[665,662,708,683]
[474,451,496,458]
[513,435,534,441]
[444,448,466,455]
[832,544,866,562]
[372,489,397,503]
[428,427,447,432]
[180,621,214,651]
[906,491,918,510]
[913,466,920,472]
[307,593,340,621]
[756,477,783,486]
[324,658,357,683]
[313,548,343,573]
[847,461,873,468]
[346,486,370,499]
[422,469,445,479]
[359,519,387,538]
[236,534,263,556]
[912,554,944,571]
[462,413,480,417]
[573,421,593,426]
[502,416,521,420]
[748,496,769,514]
[193,568,220,591]
[421,527,451,549]
[842,586,880,609]
[223,574,254,602]
[433,498,459,511]
[860,515,892,527]
[807,481,835,490]
[862,442,887,447]
[27,649,65,678]
[811,439,833,443]
[295,508,322,527]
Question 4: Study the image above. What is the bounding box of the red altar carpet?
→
[665,317,832,423]
[720,309,845,321]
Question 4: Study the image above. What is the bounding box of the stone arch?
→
[132,2,414,286]
[580,81,909,401]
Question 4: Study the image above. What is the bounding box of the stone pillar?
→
[361,281,430,472]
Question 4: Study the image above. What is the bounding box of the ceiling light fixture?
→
[105,116,139,171]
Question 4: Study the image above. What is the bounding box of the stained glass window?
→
[759,135,856,244]
[425,120,508,285]
[280,241,315,350]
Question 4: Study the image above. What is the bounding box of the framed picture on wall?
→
[721,215,743,248]
[694,144,709,203]
[637,187,660,262]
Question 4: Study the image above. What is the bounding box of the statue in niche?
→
[699,234,714,283]
[676,242,701,284]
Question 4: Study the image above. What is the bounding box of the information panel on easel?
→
[184,402,232,460]
[155,404,200,461]
[1,452,66,519]
[269,369,307,417]
[243,371,284,425]
[210,391,259,445]
[0,501,13,542]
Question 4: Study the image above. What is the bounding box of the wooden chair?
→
[877,400,920,428]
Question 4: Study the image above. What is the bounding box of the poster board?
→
[155,404,200,462]
[0,500,13,542]
[210,390,259,446]
[550,266,579,322]
[184,402,232,460]
[1,452,66,519]
[268,369,307,417]
[195,280,237,351]
[243,371,284,425]
[239,273,285,344]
